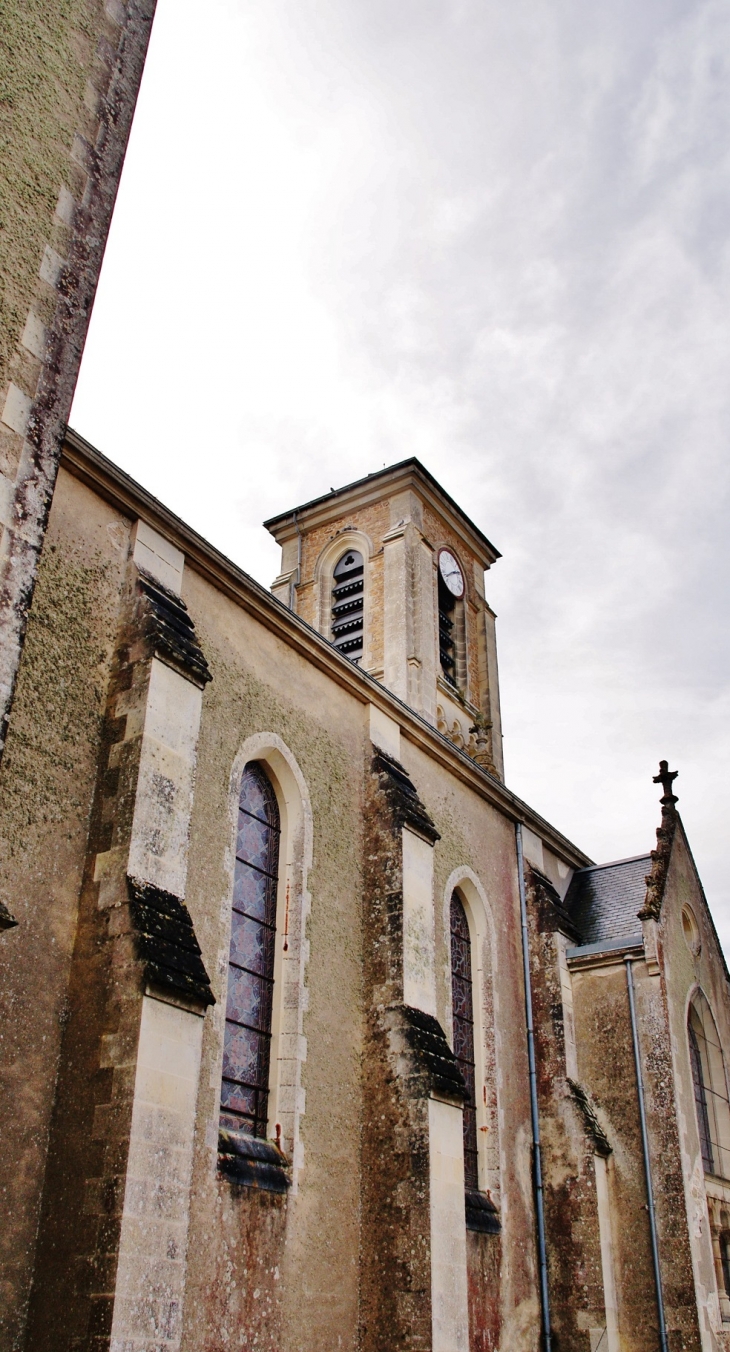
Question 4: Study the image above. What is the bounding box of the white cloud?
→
[72,0,730,947]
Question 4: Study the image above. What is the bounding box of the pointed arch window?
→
[438,572,457,687]
[220,762,280,1139]
[689,993,730,1180]
[332,549,364,663]
[450,891,479,1190]
[689,1019,714,1172]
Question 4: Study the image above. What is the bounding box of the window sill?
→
[466,1189,501,1234]
[218,1129,290,1194]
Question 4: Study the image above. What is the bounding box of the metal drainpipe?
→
[625,957,669,1352]
[291,509,302,611]
[515,822,552,1352]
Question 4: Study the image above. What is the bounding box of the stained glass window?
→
[220,762,280,1139]
[450,891,479,1191]
[688,994,730,1179]
[689,1019,714,1173]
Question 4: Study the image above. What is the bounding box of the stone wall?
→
[570,947,702,1351]
[0,0,156,760]
[526,865,611,1351]
[24,510,213,1351]
[401,738,540,1347]
[655,826,730,1349]
[0,472,131,1349]
[0,441,606,1352]
[175,561,367,1352]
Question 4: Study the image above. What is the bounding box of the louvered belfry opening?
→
[220,762,281,1139]
[332,549,364,663]
[450,891,479,1190]
[438,572,457,686]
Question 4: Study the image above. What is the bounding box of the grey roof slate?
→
[565,854,651,945]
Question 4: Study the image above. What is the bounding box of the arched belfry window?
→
[438,573,457,687]
[450,891,479,1190]
[689,993,730,1179]
[332,549,364,663]
[437,549,466,690]
[220,762,281,1139]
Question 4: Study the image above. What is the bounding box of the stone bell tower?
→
[265,458,505,779]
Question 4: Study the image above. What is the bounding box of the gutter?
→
[516,823,552,1352]
[291,509,302,611]
[262,454,502,566]
[566,935,644,971]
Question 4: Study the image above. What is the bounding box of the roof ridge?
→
[575,852,651,874]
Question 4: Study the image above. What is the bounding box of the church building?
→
[0,426,729,1352]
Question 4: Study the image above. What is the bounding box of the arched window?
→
[438,571,457,687]
[689,1017,714,1172]
[331,549,364,663]
[437,552,467,691]
[450,891,479,1190]
[220,762,281,1139]
[688,993,730,1179]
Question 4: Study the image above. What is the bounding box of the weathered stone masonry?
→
[2,431,730,1352]
[526,864,613,1352]
[25,540,215,1352]
[361,748,471,1352]
[0,0,157,762]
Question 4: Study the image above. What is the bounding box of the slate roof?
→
[565,853,651,946]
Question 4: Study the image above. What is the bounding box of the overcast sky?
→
[71,0,730,946]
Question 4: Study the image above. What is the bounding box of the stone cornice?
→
[263,457,502,571]
[61,429,592,871]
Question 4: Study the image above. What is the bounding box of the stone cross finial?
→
[640,760,680,922]
[653,760,678,808]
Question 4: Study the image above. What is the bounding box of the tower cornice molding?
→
[264,457,501,571]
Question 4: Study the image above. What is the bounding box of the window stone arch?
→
[215,733,313,1192]
[313,529,375,669]
[450,891,479,1190]
[435,544,468,694]
[220,762,281,1140]
[443,866,500,1204]
[332,548,365,663]
[688,989,730,1181]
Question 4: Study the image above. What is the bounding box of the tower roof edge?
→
[263,457,501,568]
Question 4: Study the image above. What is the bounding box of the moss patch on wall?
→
[189,642,361,939]
[0,0,97,386]
[0,544,110,857]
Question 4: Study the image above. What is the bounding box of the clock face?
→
[438,549,465,598]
